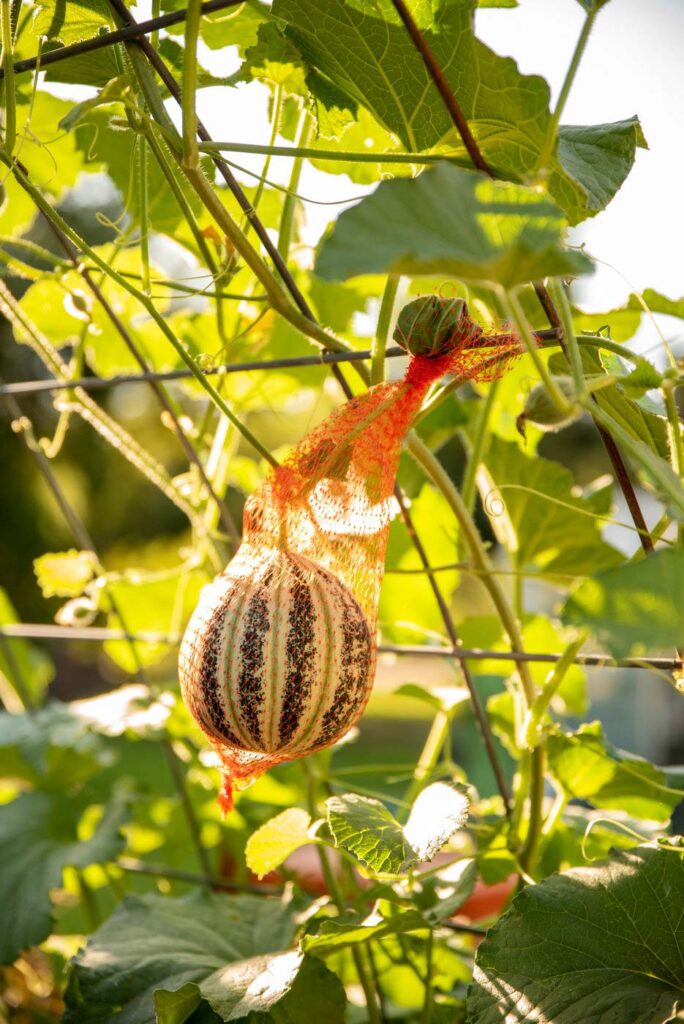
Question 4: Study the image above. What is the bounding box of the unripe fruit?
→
[516,376,581,438]
[179,546,375,773]
[394,296,468,358]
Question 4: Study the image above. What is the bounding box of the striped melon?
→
[179,546,375,767]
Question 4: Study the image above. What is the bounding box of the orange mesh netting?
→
[183,298,523,808]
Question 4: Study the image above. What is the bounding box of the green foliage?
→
[0,1,681,1020]
[326,783,469,875]
[63,892,345,1023]
[316,163,592,286]
[0,790,129,964]
[562,549,684,657]
[469,845,684,1023]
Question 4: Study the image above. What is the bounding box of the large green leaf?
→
[562,549,684,657]
[326,783,469,876]
[316,163,591,286]
[63,891,345,1023]
[271,0,551,172]
[550,118,647,226]
[33,0,112,44]
[0,790,128,964]
[477,437,622,578]
[546,722,683,823]
[0,702,112,790]
[468,844,684,1023]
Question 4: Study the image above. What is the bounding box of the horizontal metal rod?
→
[117,857,281,895]
[0,0,244,80]
[0,330,562,400]
[0,347,405,399]
[0,624,677,671]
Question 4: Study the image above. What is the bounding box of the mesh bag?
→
[179,299,522,809]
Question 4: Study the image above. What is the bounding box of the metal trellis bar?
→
[0,0,245,80]
[0,624,679,672]
[0,330,563,401]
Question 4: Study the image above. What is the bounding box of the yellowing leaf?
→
[33,549,98,598]
[245,808,312,879]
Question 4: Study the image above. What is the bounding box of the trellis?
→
[0,0,679,885]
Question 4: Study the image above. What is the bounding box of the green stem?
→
[3,155,278,466]
[406,435,535,706]
[303,762,382,1024]
[500,287,573,414]
[523,633,587,748]
[460,380,498,515]
[372,274,400,385]
[547,278,587,398]
[421,929,434,1024]
[535,7,597,174]
[138,136,151,294]
[587,399,684,516]
[1,0,16,155]
[245,83,282,242]
[403,709,451,813]
[181,0,201,168]
[406,435,548,871]
[663,381,684,545]
[277,107,311,260]
[198,140,469,166]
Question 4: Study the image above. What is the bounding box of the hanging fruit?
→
[179,297,525,811]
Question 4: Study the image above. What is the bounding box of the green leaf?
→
[468,844,684,1023]
[403,782,470,862]
[550,118,647,226]
[33,549,98,598]
[477,437,622,578]
[316,164,591,287]
[326,794,409,875]
[44,44,121,87]
[0,702,113,789]
[0,589,54,711]
[546,722,683,822]
[303,905,430,956]
[272,0,551,177]
[562,549,684,658]
[33,0,112,44]
[326,784,469,875]
[630,288,684,320]
[551,347,669,460]
[0,790,128,964]
[245,808,312,879]
[63,891,345,1023]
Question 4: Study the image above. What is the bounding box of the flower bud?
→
[516,377,581,438]
[394,296,468,358]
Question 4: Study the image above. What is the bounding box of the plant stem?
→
[198,140,468,166]
[535,6,598,175]
[546,278,587,398]
[460,381,498,515]
[372,275,400,385]
[303,762,382,1024]
[519,746,546,874]
[0,0,16,154]
[403,710,451,812]
[182,0,201,169]
[137,137,151,295]
[3,154,278,466]
[663,380,684,545]
[523,634,587,749]
[277,107,311,259]
[421,928,434,1024]
[499,288,573,414]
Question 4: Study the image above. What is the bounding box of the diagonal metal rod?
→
[0,623,680,672]
[390,0,654,555]
[0,0,245,80]
[1,390,213,876]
